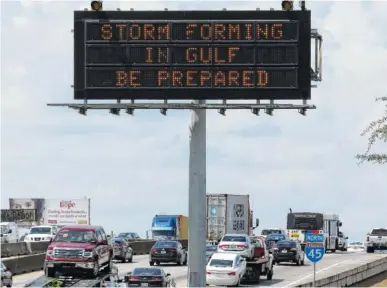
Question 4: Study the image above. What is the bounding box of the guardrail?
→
[1,240,188,275]
[296,255,387,287]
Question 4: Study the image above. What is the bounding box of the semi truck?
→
[151,215,188,241]
[206,194,257,241]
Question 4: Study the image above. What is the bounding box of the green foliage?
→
[356,97,387,165]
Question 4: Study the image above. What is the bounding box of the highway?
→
[12,251,387,287]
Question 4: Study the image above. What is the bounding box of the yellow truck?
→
[151,215,188,240]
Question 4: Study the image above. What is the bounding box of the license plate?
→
[141,283,148,287]
[291,234,299,237]
[230,245,236,248]
[281,249,287,253]
[161,250,166,254]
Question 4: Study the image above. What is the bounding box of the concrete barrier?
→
[296,256,387,287]
[1,242,51,257]
[2,254,45,275]
[1,239,188,257]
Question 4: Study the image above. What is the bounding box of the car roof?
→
[31,225,52,228]
[210,253,238,260]
[59,225,102,231]
[223,233,248,237]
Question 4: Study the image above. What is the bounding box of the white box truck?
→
[206,194,257,241]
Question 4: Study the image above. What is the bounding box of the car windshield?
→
[30,227,52,234]
[206,246,217,252]
[154,241,178,248]
[261,229,281,235]
[0,225,8,234]
[266,234,286,241]
[276,241,296,248]
[209,259,233,267]
[221,236,246,242]
[53,230,97,243]
[132,268,162,276]
[118,232,140,239]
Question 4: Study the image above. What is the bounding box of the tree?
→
[356,97,387,165]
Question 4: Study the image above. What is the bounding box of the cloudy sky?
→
[1,0,386,241]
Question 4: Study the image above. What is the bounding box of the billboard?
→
[43,199,91,226]
[74,10,311,100]
[9,198,45,227]
[1,209,36,223]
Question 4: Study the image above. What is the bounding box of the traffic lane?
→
[13,255,151,286]
[196,252,373,287]
[268,251,384,287]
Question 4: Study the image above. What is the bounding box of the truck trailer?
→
[206,194,256,241]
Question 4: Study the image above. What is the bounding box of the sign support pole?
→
[188,99,207,288]
[313,262,316,287]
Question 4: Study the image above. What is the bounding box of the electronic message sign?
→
[74,10,311,100]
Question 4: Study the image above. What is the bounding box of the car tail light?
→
[151,248,157,253]
[291,248,297,252]
[237,244,248,249]
[219,245,229,249]
[228,272,236,276]
[129,277,139,280]
[152,277,162,281]
[206,272,211,275]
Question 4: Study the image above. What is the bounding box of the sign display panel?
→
[74,11,311,100]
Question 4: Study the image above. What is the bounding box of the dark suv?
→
[44,225,113,277]
[149,241,187,266]
[273,240,305,266]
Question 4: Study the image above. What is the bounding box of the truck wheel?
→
[45,267,56,277]
[367,247,374,253]
[267,268,273,281]
[104,256,113,273]
[91,260,100,277]
[128,255,133,263]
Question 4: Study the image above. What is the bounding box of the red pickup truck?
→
[44,225,113,277]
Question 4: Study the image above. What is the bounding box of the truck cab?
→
[0,222,19,244]
[151,215,188,241]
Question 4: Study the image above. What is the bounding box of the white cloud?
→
[1,0,386,242]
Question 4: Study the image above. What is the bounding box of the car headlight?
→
[84,252,92,257]
[46,250,53,256]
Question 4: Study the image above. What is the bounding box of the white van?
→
[0,222,19,243]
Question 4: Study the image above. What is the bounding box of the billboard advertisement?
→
[43,199,91,226]
[8,198,45,227]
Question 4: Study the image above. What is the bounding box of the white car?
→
[206,252,247,287]
[348,242,366,252]
[217,234,254,260]
[24,225,57,242]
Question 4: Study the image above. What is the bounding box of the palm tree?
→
[356,97,387,165]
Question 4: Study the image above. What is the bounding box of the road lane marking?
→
[284,259,352,287]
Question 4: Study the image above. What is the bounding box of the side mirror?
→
[183,246,187,250]
[166,273,171,277]
[49,238,53,243]
[255,219,259,227]
[129,244,132,247]
[345,237,349,239]
[8,229,12,233]
[339,222,343,227]
[241,258,246,261]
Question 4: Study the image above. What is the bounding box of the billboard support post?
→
[188,100,206,288]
